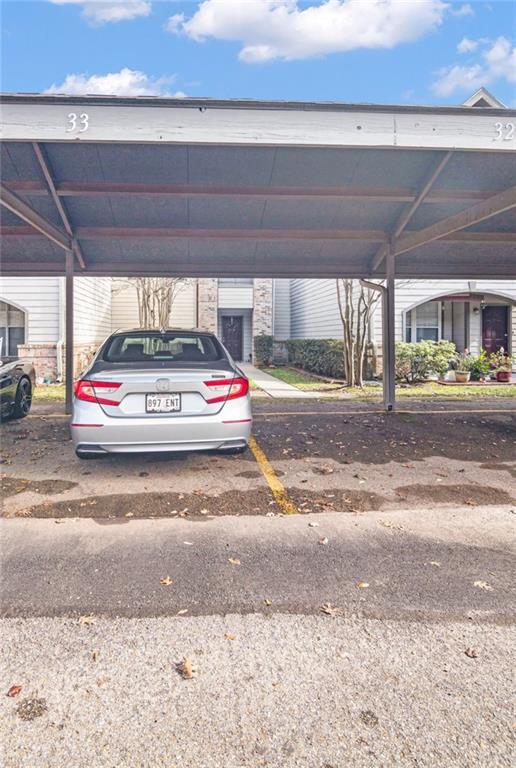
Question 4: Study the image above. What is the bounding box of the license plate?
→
[145,393,181,413]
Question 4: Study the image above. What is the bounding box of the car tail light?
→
[74,379,122,406]
[204,377,249,404]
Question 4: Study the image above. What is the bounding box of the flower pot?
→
[455,371,470,383]
[496,370,512,383]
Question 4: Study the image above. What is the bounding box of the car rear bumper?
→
[71,399,252,454]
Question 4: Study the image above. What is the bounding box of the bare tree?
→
[336,279,382,388]
[114,277,191,328]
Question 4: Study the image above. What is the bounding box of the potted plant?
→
[489,349,514,383]
[466,350,491,382]
[453,352,471,383]
[495,365,512,383]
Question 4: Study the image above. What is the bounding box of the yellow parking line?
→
[254,408,514,417]
[248,435,298,515]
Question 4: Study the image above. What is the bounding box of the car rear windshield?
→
[103,332,226,363]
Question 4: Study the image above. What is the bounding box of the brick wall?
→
[197,279,218,333]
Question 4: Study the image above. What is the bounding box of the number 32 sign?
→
[66,112,89,133]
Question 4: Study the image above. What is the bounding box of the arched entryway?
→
[0,299,27,357]
[403,291,514,356]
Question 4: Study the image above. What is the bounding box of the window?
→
[103,331,225,363]
[405,302,440,343]
[0,301,26,356]
[218,278,253,286]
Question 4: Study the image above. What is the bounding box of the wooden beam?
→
[395,185,516,256]
[372,151,452,272]
[0,184,72,252]
[31,143,86,269]
[3,179,503,204]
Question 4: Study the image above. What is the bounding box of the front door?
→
[482,305,509,354]
[221,316,243,361]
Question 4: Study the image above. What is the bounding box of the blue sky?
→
[1,1,515,105]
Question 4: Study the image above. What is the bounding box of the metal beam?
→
[395,185,516,257]
[382,243,396,412]
[74,227,388,241]
[3,179,502,204]
[65,251,74,415]
[0,184,72,252]
[372,151,452,272]
[31,143,86,269]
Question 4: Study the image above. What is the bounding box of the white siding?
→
[73,277,112,344]
[218,285,254,309]
[0,276,60,343]
[290,279,343,339]
[273,279,291,340]
[110,279,197,330]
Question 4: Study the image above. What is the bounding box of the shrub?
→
[286,339,345,378]
[462,350,491,381]
[254,334,273,366]
[395,340,456,383]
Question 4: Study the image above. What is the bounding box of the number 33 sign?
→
[66,112,89,133]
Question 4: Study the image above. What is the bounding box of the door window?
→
[0,301,26,356]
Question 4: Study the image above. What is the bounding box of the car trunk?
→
[86,363,237,419]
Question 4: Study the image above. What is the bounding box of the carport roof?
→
[1,93,515,279]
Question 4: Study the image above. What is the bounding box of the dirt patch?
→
[394,484,515,507]
[15,698,48,721]
[289,488,386,513]
[1,476,77,499]
[20,488,278,518]
[479,462,516,478]
[236,469,284,479]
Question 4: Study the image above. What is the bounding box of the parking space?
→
[1,399,514,519]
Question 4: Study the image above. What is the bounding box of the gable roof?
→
[462,87,507,109]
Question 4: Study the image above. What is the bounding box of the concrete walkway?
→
[240,363,336,399]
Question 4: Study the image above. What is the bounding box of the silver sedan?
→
[71,329,252,459]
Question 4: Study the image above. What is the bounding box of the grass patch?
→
[33,384,65,402]
[353,382,516,400]
[261,366,342,391]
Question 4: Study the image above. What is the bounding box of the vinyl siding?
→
[290,279,343,339]
[73,276,112,344]
[218,285,254,309]
[110,279,197,330]
[0,276,61,343]
[273,279,291,340]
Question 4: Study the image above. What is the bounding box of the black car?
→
[0,357,36,421]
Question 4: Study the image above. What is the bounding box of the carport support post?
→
[382,242,396,412]
[65,250,74,415]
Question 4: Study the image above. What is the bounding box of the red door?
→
[221,316,243,361]
[482,306,509,354]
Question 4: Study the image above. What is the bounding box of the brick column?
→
[252,279,273,362]
[197,278,218,333]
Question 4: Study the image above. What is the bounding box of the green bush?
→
[254,334,274,366]
[462,350,491,380]
[286,339,345,378]
[395,340,456,383]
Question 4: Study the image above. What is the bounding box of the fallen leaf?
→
[225,633,236,641]
[183,541,194,546]
[320,603,343,617]
[91,650,99,662]
[264,598,272,606]
[378,519,403,530]
[473,580,493,591]
[429,561,441,567]
[319,537,329,545]
[356,581,369,589]
[228,558,241,566]
[176,608,188,616]
[176,657,196,679]
[160,576,173,586]
[7,685,22,698]
[465,648,478,658]
[96,676,111,686]
[308,522,319,528]
[78,615,95,626]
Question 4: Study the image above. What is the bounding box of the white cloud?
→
[50,1,151,25]
[449,3,474,16]
[44,68,183,96]
[167,0,448,63]
[457,36,478,54]
[432,36,516,96]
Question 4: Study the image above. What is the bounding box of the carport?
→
[1,93,515,413]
